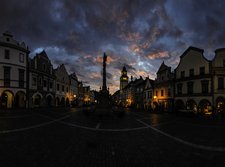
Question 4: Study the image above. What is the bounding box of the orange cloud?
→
[94,55,117,64]
[147,51,169,60]
[119,32,142,43]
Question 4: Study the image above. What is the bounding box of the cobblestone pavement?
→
[0,107,225,167]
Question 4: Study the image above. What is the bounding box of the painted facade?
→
[29,50,55,108]
[154,62,174,112]
[174,47,212,114]
[54,64,70,107]
[0,32,29,109]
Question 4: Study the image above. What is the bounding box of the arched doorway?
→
[216,97,225,114]
[175,99,185,112]
[15,91,26,108]
[1,90,14,109]
[186,99,197,112]
[33,94,42,107]
[199,99,211,113]
[66,98,70,107]
[61,97,65,107]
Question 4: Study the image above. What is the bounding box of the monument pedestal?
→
[96,90,112,116]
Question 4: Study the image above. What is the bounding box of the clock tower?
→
[120,66,128,90]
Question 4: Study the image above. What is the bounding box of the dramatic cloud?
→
[1,0,225,93]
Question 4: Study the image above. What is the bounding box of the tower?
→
[120,66,128,90]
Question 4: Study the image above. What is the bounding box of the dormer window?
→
[6,38,9,42]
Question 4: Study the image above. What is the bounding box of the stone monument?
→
[96,53,111,115]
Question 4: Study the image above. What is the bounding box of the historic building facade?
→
[78,81,84,106]
[54,64,70,107]
[174,47,212,114]
[0,32,29,109]
[69,72,78,106]
[29,50,55,108]
[154,62,174,112]
[120,66,128,91]
[144,77,154,110]
[212,48,225,115]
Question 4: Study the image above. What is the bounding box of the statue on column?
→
[102,53,107,91]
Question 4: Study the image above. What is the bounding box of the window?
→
[147,91,151,98]
[155,91,158,97]
[18,69,24,88]
[181,71,185,78]
[4,66,11,87]
[62,85,64,92]
[223,60,225,67]
[189,69,194,77]
[168,88,171,97]
[32,76,37,86]
[200,67,205,75]
[43,80,47,87]
[57,84,59,91]
[39,77,42,86]
[187,82,194,94]
[201,80,209,93]
[4,49,10,59]
[177,83,183,95]
[218,77,224,90]
[43,64,46,71]
[19,53,24,63]
[49,82,53,89]
[161,90,164,96]
[6,38,9,42]
[66,87,69,92]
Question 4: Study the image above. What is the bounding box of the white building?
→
[212,48,225,115]
[0,31,29,109]
[174,47,212,114]
[54,64,70,107]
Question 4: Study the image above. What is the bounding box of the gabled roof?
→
[157,61,170,74]
[145,78,154,89]
[36,50,50,61]
[180,46,204,58]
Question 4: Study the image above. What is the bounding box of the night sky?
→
[1,0,225,93]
